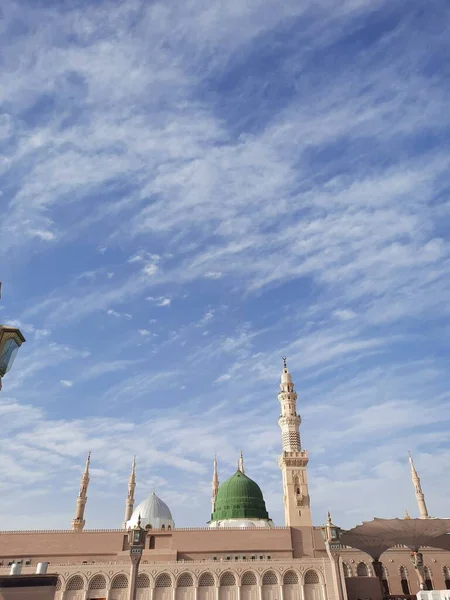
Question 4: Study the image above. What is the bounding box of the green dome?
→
[211,470,270,522]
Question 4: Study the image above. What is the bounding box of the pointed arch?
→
[262,571,279,585]
[399,566,410,595]
[155,572,173,600]
[342,563,352,578]
[356,562,369,577]
[155,574,173,588]
[443,566,450,589]
[304,570,320,584]
[137,574,151,588]
[424,566,433,590]
[177,573,194,587]
[112,574,129,589]
[219,572,237,600]
[66,575,85,591]
[199,572,216,600]
[89,574,107,590]
[241,571,258,586]
[220,572,237,586]
[283,571,299,584]
[199,573,215,587]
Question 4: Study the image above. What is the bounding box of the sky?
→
[1,0,450,532]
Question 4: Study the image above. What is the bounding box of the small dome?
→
[210,470,271,524]
[127,492,174,530]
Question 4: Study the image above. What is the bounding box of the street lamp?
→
[0,325,26,390]
[127,515,146,600]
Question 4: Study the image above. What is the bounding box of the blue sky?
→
[1,0,450,531]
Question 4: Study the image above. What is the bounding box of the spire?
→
[327,510,332,525]
[71,451,91,531]
[278,359,312,527]
[238,450,245,474]
[211,456,219,514]
[123,456,137,529]
[408,451,429,519]
[405,508,411,520]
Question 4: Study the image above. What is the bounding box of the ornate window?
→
[262,571,278,585]
[89,575,107,589]
[283,571,299,584]
[342,563,352,578]
[424,567,433,590]
[67,575,84,591]
[356,562,369,577]
[304,571,320,584]
[220,572,236,586]
[137,574,150,588]
[112,574,129,589]
[156,574,172,587]
[199,573,215,587]
[241,572,257,585]
[178,574,194,587]
[400,567,410,595]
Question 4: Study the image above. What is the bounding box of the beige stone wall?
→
[0,559,332,600]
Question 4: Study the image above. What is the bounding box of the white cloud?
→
[106,309,132,319]
[158,297,171,307]
[215,373,231,383]
[139,329,151,336]
[333,309,357,321]
[60,379,73,387]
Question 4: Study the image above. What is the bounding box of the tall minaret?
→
[71,452,91,532]
[408,451,429,518]
[123,456,136,528]
[278,358,312,527]
[238,450,245,474]
[211,456,219,514]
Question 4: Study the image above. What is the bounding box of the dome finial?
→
[238,450,245,474]
[282,356,287,369]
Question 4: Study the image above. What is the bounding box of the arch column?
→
[300,584,305,600]
[237,586,241,600]
[279,584,284,600]
[215,586,219,600]
[258,586,262,600]
[194,587,199,600]
[320,583,326,600]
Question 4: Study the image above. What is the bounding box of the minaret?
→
[238,450,245,474]
[211,456,219,514]
[71,452,91,532]
[278,357,312,527]
[123,456,136,529]
[408,451,429,518]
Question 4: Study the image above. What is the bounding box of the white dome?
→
[126,492,175,530]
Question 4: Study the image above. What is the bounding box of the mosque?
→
[1,360,449,600]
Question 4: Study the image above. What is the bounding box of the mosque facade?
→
[0,361,449,600]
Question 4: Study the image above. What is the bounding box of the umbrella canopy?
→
[340,518,450,559]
